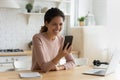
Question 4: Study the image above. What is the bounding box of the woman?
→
[32,8,75,72]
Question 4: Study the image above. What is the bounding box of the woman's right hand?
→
[58,43,72,58]
[52,43,72,65]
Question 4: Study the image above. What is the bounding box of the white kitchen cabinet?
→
[0,56,27,63]
[0,56,28,72]
[0,51,32,71]
[14,56,32,70]
[0,55,32,71]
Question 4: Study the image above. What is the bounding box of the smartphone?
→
[63,35,73,50]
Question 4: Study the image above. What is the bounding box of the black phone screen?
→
[63,35,73,50]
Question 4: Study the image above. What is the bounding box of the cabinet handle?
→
[0,64,3,66]
[16,59,18,61]
[6,59,8,62]
[11,58,14,62]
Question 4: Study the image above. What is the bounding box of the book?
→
[19,72,42,78]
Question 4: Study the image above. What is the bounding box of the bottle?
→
[85,12,95,26]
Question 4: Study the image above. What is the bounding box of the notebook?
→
[83,51,120,76]
[19,72,42,78]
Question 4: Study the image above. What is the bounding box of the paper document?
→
[19,72,42,78]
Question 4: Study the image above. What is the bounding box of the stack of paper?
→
[19,72,42,78]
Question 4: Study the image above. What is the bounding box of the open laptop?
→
[83,51,120,76]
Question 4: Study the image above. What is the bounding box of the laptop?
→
[83,51,120,76]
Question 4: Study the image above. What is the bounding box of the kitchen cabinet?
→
[0,56,27,63]
[0,50,32,71]
[0,56,32,72]
[0,50,79,71]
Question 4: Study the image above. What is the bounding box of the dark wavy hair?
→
[40,8,65,33]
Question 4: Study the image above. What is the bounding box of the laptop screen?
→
[105,51,120,75]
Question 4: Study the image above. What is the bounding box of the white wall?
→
[0,9,43,49]
[107,0,120,49]
[83,26,108,65]
[92,0,107,25]
[70,26,108,64]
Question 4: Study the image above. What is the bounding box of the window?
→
[71,0,91,27]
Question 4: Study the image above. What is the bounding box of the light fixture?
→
[0,0,20,9]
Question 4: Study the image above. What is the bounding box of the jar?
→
[85,12,95,26]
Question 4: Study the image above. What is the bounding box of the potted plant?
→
[25,3,33,13]
[78,16,85,26]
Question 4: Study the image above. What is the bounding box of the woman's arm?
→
[54,53,75,71]
[32,35,56,72]
[52,43,76,70]
[64,53,76,69]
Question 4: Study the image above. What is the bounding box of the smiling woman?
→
[32,8,75,73]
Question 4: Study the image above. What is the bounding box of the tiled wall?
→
[0,9,43,49]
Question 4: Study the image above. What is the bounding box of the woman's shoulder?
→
[33,33,44,39]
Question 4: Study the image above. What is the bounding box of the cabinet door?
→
[13,56,32,70]
[0,57,10,63]
[0,56,32,70]
[0,56,28,65]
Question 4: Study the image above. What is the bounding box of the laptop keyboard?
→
[85,69,106,73]
[88,69,102,72]
[94,69,106,74]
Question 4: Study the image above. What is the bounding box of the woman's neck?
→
[45,32,56,40]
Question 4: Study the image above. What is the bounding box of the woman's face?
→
[46,16,64,36]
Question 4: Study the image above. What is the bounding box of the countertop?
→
[0,50,79,57]
[0,50,32,56]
